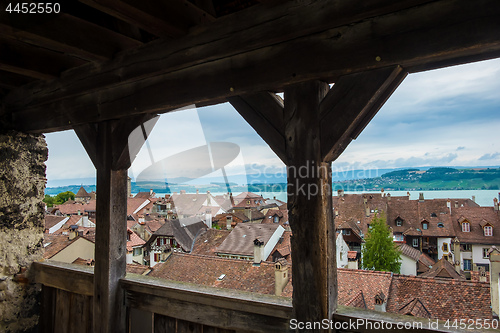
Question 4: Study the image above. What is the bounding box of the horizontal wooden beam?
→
[5,0,500,133]
[33,261,94,297]
[0,37,86,80]
[320,66,407,162]
[228,92,286,164]
[0,13,142,62]
[79,0,214,38]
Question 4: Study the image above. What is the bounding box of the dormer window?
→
[484,226,493,236]
[274,216,279,223]
[342,229,351,236]
[437,223,444,228]
[462,222,470,232]
[422,222,428,230]
[396,218,403,226]
[431,213,437,217]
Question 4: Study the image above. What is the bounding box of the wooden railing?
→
[33,261,479,333]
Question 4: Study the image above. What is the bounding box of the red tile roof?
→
[126,228,146,252]
[216,223,281,256]
[419,258,465,280]
[451,206,500,244]
[191,229,230,256]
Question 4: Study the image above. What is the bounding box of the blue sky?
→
[45,58,500,187]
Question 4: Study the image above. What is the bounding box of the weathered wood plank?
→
[33,261,94,296]
[284,80,336,331]
[93,121,128,333]
[122,274,292,320]
[74,123,99,169]
[320,66,407,162]
[0,37,85,80]
[0,12,141,62]
[154,314,177,333]
[228,92,286,163]
[128,290,291,333]
[8,0,500,133]
[39,286,56,333]
[54,289,71,333]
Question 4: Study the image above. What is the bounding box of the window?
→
[462,222,470,232]
[438,223,444,228]
[342,229,351,236]
[422,222,428,230]
[394,234,404,242]
[442,243,448,252]
[463,259,472,271]
[396,219,403,226]
[461,244,472,252]
[246,200,250,205]
[412,238,418,247]
[274,216,279,223]
[431,213,437,217]
[154,253,161,262]
[133,248,142,256]
[484,226,493,236]
[127,232,131,241]
[483,248,490,259]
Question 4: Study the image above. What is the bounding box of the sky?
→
[44,58,500,187]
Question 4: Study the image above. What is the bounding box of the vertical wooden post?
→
[94,121,128,333]
[284,81,336,330]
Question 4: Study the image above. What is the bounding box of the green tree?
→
[43,191,75,207]
[361,213,401,273]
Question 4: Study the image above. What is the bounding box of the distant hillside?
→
[337,167,500,191]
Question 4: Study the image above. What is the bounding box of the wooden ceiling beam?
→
[228,92,286,164]
[5,0,500,133]
[0,38,86,80]
[0,13,142,62]
[320,66,407,162]
[79,0,214,38]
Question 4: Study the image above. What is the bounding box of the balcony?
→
[34,261,457,333]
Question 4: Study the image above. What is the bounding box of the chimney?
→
[447,200,452,214]
[77,210,81,216]
[419,193,424,202]
[274,259,289,296]
[253,238,264,266]
[196,189,199,194]
[205,208,212,228]
[452,237,461,273]
[226,215,232,230]
[207,191,211,206]
[494,198,499,211]
[337,189,344,197]
[387,193,391,201]
[150,189,154,197]
[365,206,370,217]
[407,191,410,197]
[455,201,459,208]
[489,246,500,318]
[374,292,387,312]
[180,190,186,194]
[82,214,89,228]
[472,195,476,203]
[127,177,132,198]
[69,225,78,240]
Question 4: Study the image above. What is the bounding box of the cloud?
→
[479,152,500,160]
[456,146,465,151]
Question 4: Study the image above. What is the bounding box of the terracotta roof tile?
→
[216,223,281,256]
[191,229,231,256]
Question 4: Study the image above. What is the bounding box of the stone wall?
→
[0,131,47,333]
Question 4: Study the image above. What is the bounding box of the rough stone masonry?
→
[0,131,48,332]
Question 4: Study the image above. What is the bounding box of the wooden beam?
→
[79,0,213,38]
[74,123,99,169]
[320,66,407,162]
[93,121,127,333]
[0,12,142,62]
[0,37,86,80]
[228,92,286,163]
[284,80,336,329]
[6,0,500,133]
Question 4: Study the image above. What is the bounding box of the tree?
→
[361,213,401,273]
[43,191,75,207]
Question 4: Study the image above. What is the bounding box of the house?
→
[145,217,208,267]
[336,233,350,268]
[44,233,95,264]
[262,209,289,229]
[268,230,292,263]
[216,223,285,261]
[126,228,146,264]
[419,258,466,280]
[44,215,69,234]
[191,229,231,256]
[167,190,224,219]
[451,203,500,273]
[149,252,292,297]
[75,186,91,203]
[397,243,435,276]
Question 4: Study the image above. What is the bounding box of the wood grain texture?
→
[228,92,286,163]
[320,66,407,162]
[284,80,336,330]
[8,0,500,133]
